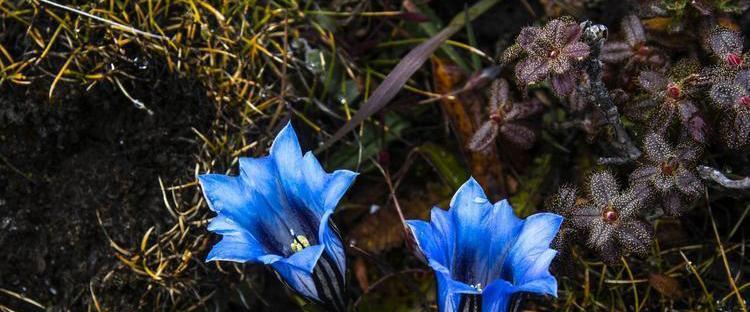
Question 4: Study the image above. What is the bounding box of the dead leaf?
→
[649,273,683,299]
[354,257,370,291]
[349,182,450,254]
[642,17,672,32]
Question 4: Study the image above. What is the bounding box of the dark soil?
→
[0,77,212,310]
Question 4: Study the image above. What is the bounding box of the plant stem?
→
[580,22,642,164]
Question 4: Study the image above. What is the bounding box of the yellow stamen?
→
[290,235,310,253]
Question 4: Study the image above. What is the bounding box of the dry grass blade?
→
[679,250,715,309]
[621,257,640,311]
[706,194,747,312]
[38,0,168,40]
[0,288,45,310]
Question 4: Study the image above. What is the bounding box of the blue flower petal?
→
[301,151,357,276]
[515,249,558,296]
[269,122,306,209]
[302,152,358,213]
[506,213,562,294]
[406,219,442,264]
[428,207,455,265]
[406,177,563,312]
[200,173,292,254]
[318,209,347,277]
[270,244,326,300]
[198,174,252,215]
[481,279,516,312]
[205,215,269,263]
[238,155,319,251]
[434,269,481,312]
[481,199,523,285]
[447,177,496,283]
[199,122,358,305]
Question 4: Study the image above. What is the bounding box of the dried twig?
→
[697,165,750,189]
[351,269,427,308]
[370,158,409,239]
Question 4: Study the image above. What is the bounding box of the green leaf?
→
[419,143,470,190]
[511,154,553,217]
[325,113,408,172]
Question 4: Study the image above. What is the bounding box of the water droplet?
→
[1,217,12,230]
[336,95,347,105]
[133,57,149,70]
[305,49,325,74]
[473,197,488,204]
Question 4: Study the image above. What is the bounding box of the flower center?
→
[489,111,504,123]
[666,82,682,99]
[740,96,750,107]
[634,44,650,61]
[471,283,483,293]
[636,44,649,54]
[290,230,311,253]
[726,53,743,67]
[603,207,619,224]
[660,158,678,176]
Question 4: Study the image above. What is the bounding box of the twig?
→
[697,165,750,189]
[416,65,501,105]
[580,22,642,164]
[351,269,427,308]
[370,158,409,239]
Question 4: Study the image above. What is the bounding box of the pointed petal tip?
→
[494,198,512,209]
[204,251,218,263]
[450,177,488,207]
[525,212,565,239]
[270,120,303,158]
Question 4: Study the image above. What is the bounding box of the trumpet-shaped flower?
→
[198,122,357,310]
[406,178,563,312]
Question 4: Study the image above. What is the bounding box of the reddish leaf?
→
[649,274,683,299]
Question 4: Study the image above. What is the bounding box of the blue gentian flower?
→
[198,122,357,310]
[406,178,563,312]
